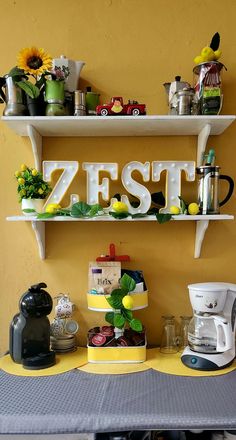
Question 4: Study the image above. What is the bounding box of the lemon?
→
[188,202,200,215]
[14,171,21,178]
[122,295,134,310]
[31,169,38,176]
[112,201,128,213]
[45,203,61,214]
[18,177,25,185]
[169,205,180,215]
[20,164,27,171]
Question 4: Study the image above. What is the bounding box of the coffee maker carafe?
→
[181,282,236,370]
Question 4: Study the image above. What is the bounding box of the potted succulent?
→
[15,164,52,215]
[44,65,70,116]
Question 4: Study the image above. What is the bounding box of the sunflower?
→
[17,46,52,76]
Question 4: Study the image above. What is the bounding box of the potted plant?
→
[15,164,52,215]
[44,65,70,116]
[9,46,52,115]
[87,273,146,363]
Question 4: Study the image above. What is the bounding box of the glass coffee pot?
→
[188,313,232,354]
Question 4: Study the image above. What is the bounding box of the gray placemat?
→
[0,368,235,434]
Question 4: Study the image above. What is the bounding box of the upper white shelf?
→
[2,115,235,169]
[6,214,234,260]
[2,115,236,137]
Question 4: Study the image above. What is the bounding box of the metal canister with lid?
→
[176,88,195,115]
[74,90,86,116]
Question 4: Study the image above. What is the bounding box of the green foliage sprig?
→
[109,192,172,223]
[105,273,143,332]
[36,201,104,219]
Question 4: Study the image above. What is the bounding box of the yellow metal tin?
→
[87,344,146,363]
[87,291,148,311]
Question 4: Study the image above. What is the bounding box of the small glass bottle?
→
[160,315,179,354]
[179,315,192,350]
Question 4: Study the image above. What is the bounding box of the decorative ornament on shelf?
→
[96,96,146,116]
[194,32,222,64]
[193,32,226,115]
[14,164,52,215]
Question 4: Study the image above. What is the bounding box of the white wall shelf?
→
[6,214,234,260]
[2,115,236,168]
[3,115,235,260]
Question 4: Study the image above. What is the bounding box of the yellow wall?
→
[0,0,236,355]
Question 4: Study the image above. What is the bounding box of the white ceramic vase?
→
[21,198,44,216]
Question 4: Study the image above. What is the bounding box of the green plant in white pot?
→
[15,164,52,215]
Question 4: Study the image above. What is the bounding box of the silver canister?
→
[74,90,86,116]
[2,76,27,116]
[176,88,195,115]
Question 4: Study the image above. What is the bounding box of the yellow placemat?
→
[145,348,236,377]
[0,348,88,377]
[78,362,150,375]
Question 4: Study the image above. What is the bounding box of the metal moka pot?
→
[0,76,27,116]
[163,75,191,114]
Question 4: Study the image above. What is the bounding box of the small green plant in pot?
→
[15,164,52,215]
[9,46,52,115]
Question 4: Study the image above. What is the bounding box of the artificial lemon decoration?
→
[15,171,21,178]
[122,295,134,310]
[112,201,129,213]
[188,203,200,215]
[169,205,181,215]
[45,203,61,214]
[20,164,27,171]
[18,177,25,185]
[31,169,38,176]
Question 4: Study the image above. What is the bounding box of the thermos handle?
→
[0,77,6,103]
[213,315,232,352]
[219,175,234,207]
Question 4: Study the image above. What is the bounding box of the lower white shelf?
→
[6,214,234,259]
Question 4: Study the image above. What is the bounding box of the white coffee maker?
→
[181,282,236,370]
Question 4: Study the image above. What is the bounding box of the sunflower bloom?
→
[17,47,52,75]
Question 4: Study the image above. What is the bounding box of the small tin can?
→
[74,90,86,116]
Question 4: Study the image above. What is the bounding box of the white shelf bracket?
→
[31,221,45,260]
[194,220,209,258]
[197,123,211,166]
[27,124,42,171]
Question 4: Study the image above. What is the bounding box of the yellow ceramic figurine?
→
[194,32,221,64]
